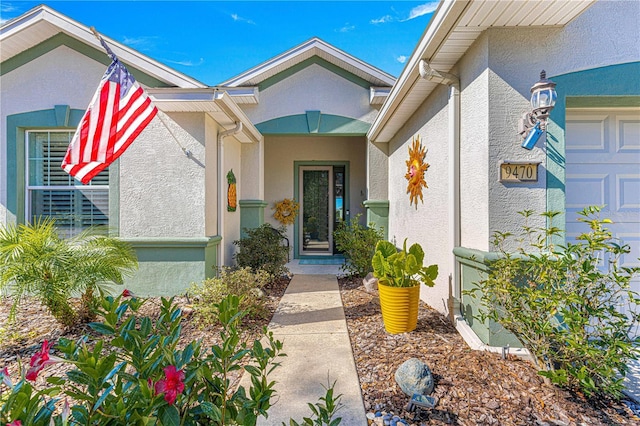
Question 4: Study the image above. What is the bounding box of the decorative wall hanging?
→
[227,169,237,212]
[273,198,299,226]
[405,135,430,208]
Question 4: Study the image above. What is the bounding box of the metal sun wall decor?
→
[405,135,430,208]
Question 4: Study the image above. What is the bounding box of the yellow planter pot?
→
[378,283,420,334]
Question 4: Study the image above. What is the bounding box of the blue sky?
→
[1,1,439,85]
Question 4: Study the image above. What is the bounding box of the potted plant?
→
[372,239,438,334]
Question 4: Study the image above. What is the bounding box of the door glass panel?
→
[301,168,332,254]
[333,166,345,253]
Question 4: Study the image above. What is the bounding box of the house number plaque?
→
[499,162,539,183]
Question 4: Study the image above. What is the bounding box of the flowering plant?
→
[0,292,284,425]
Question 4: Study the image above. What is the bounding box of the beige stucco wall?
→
[242,64,377,125]
[204,115,220,237]
[263,135,367,245]
[386,81,452,314]
[223,136,242,265]
[119,112,207,238]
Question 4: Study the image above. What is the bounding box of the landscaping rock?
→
[363,272,378,292]
[394,357,434,397]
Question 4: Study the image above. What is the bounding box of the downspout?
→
[418,59,461,317]
[419,60,530,357]
[218,122,243,269]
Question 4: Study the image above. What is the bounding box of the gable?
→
[259,56,371,91]
[221,37,395,89]
[1,33,169,88]
[242,63,378,127]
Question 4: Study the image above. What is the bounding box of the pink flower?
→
[7,420,22,426]
[1,366,12,388]
[25,340,62,381]
[154,365,185,405]
[122,289,134,297]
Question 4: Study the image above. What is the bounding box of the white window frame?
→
[25,130,110,236]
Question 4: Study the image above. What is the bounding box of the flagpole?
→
[89,26,191,158]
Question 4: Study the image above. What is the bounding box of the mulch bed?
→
[1,275,639,425]
[338,276,639,425]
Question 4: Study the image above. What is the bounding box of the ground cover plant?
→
[468,206,640,399]
[333,215,383,278]
[190,267,272,323]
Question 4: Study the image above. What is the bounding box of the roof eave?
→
[0,5,205,89]
[367,0,467,143]
[147,88,263,144]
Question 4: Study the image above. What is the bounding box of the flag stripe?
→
[62,58,157,185]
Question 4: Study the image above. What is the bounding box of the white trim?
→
[220,37,395,88]
[1,5,204,88]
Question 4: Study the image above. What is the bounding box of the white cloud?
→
[1,3,18,13]
[370,15,393,25]
[122,35,158,50]
[165,57,205,67]
[396,55,407,64]
[406,2,439,21]
[231,13,255,25]
[337,23,355,33]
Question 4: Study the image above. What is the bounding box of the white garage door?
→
[565,108,640,327]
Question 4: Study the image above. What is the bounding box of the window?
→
[26,131,109,237]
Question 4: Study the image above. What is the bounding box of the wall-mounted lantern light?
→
[519,70,557,150]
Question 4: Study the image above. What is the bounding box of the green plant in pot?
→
[372,239,438,333]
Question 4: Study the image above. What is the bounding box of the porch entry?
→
[298,165,346,256]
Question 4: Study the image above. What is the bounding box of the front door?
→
[299,166,334,255]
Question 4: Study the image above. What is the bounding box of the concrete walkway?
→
[244,271,367,425]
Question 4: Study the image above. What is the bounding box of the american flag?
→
[62,40,157,184]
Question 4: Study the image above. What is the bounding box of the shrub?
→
[190,266,271,323]
[467,206,640,399]
[0,218,137,327]
[333,215,383,277]
[234,224,289,278]
[0,293,285,425]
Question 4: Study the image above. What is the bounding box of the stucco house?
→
[365,0,639,347]
[0,4,394,296]
[1,1,639,348]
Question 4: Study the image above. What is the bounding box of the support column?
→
[363,199,389,240]
[239,199,268,238]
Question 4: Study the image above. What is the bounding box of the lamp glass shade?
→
[531,87,557,109]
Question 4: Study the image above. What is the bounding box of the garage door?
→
[565,108,640,327]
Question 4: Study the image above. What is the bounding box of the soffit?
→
[147,88,263,144]
[0,5,204,88]
[369,0,596,143]
[220,37,396,88]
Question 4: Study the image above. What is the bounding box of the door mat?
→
[299,258,345,265]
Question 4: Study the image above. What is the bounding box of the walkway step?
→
[242,274,367,425]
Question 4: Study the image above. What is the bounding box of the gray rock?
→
[363,272,378,292]
[395,358,434,397]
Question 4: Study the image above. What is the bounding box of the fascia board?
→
[214,91,264,143]
[147,88,263,144]
[221,37,395,87]
[1,5,205,89]
[368,0,468,143]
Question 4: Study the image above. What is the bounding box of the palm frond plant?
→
[0,218,138,327]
